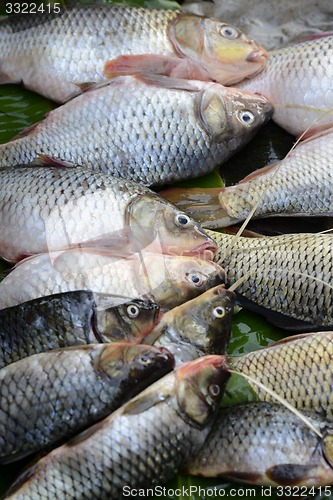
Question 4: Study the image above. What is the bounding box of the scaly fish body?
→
[0,291,161,368]
[237,33,333,135]
[4,355,230,499]
[185,402,333,486]
[0,76,273,186]
[208,230,333,329]
[0,249,224,310]
[0,166,216,262]
[217,127,333,225]
[0,5,268,102]
[0,342,174,464]
[145,284,235,364]
[230,332,333,415]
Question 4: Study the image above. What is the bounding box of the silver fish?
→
[0,343,174,463]
[185,402,333,487]
[4,355,231,499]
[237,33,333,135]
[0,165,216,262]
[208,229,333,330]
[0,4,268,102]
[0,248,224,310]
[0,76,273,186]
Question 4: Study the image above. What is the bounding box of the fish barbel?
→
[4,355,230,499]
[185,402,333,487]
[0,4,268,102]
[208,229,333,330]
[0,76,273,186]
[0,291,161,368]
[237,33,333,135]
[144,284,235,364]
[0,342,174,464]
[0,165,216,262]
[230,331,333,416]
[0,248,224,310]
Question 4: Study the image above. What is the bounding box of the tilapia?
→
[0,4,268,102]
[208,229,333,330]
[4,355,230,499]
[0,291,161,369]
[237,33,333,135]
[185,402,333,487]
[230,331,333,416]
[0,76,273,186]
[0,342,174,464]
[0,165,217,262]
[166,126,333,227]
[0,248,224,310]
[144,284,235,364]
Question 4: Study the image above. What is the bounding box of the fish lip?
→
[185,241,218,261]
[246,49,269,63]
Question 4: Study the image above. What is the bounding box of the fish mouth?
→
[186,241,218,261]
[246,48,269,63]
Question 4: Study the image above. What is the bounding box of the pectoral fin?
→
[267,463,323,485]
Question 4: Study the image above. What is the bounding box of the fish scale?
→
[0,76,272,186]
[209,230,333,329]
[230,331,333,415]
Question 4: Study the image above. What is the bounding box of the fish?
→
[0,342,174,464]
[0,248,224,310]
[0,165,217,263]
[159,126,333,227]
[237,33,333,135]
[0,4,268,102]
[0,76,273,186]
[185,402,333,487]
[144,284,235,365]
[230,331,333,416]
[207,229,333,330]
[0,290,161,369]
[4,355,231,499]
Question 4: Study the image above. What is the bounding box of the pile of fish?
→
[0,0,333,497]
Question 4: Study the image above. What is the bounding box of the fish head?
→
[142,254,225,309]
[169,284,235,355]
[170,14,268,85]
[97,342,175,397]
[128,194,217,259]
[95,298,161,342]
[198,84,273,146]
[176,355,231,428]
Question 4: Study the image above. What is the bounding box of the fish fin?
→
[0,69,13,84]
[239,161,279,183]
[297,122,333,143]
[124,388,169,415]
[322,431,333,468]
[267,463,322,486]
[73,81,98,92]
[104,54,209,82]
[300,32,333,42]
[10,121,42,140]
[221,471,262,483]
[36,154,78,168]
[268,332,319,346]
[237,294,328,331]
[225,226,264,238]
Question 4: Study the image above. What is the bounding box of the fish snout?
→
[246,47,269,64]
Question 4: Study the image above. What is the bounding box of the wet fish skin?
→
[0,76,273,186]
[145,284,235,365]
[0,342,174,464]
[0,165,216,262]
[0,291,161,369]
[237,33,333,135]
[208,229,333,329]
[230,331,333,416]
[0,5,268,102]
[185,402,333,486]
[4,355,230,499]
[216,127,333,225]
[0,249,224,310]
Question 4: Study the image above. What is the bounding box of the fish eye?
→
[175,213,191,227]
[238,110,255,125]
[220,25,238,40]
[187,272,204,287]
[213,306,226,318]
[126,304,140,318]
[208,383,220,397]
[138,354,153,366]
